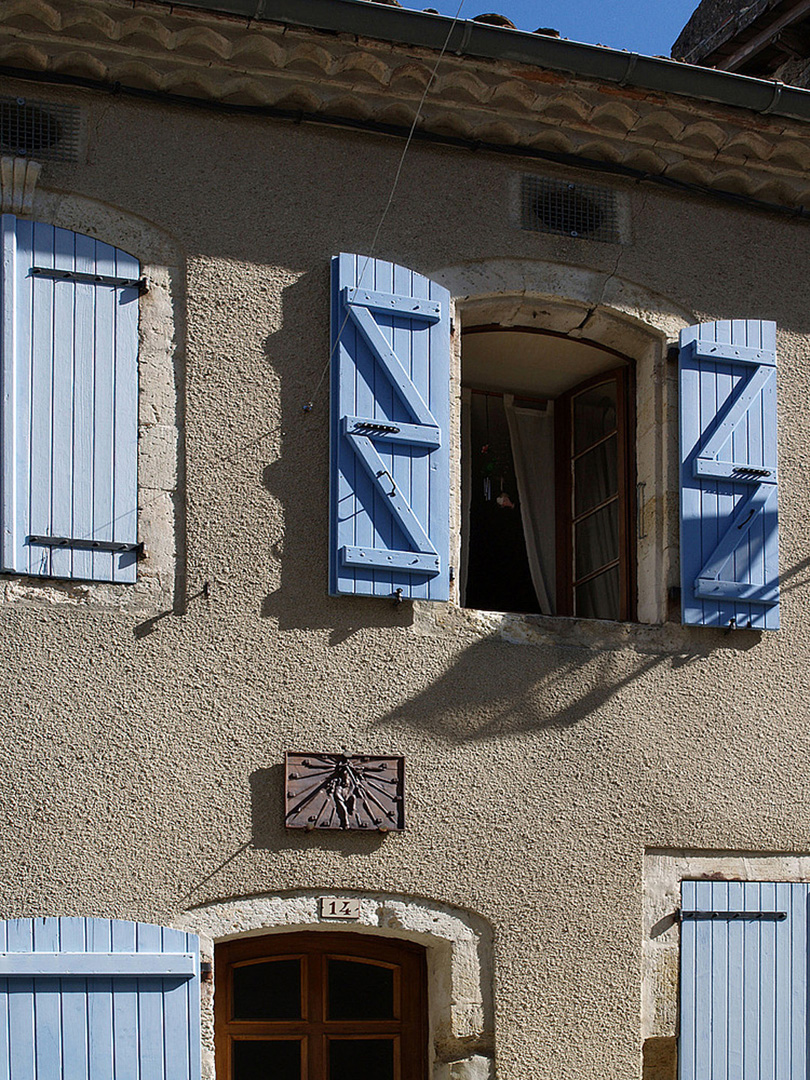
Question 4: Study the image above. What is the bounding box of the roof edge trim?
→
[170,0,810,124]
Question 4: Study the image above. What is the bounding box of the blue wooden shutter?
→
[679,320,779,630]
[1,215,140,583]
[330,253,450,601]
[680,880,807,1080]
[0,917,201,1080]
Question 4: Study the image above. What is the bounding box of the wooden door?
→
[215,932,427,1080]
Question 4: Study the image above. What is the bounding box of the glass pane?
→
[329,1039,394,1080]
[575,502,619,580]
[233,1040,301,1080]
[575,566,620,620]
[574,434,618,517]
[573,381,617,455]
[328,959,395,1020]
[233,958,301,1019]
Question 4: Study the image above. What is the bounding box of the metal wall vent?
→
[521,175,620,243]
[0,98,81,162]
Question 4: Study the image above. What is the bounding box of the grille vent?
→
[521,175,619,243]
[0,98,81,162]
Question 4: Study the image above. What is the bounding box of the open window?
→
[461,327,635,621]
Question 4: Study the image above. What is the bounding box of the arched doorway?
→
[214,932,428,1080]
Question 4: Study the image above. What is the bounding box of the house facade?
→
[0,1,809,1079]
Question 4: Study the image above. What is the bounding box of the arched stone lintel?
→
[431,258,694,354]
[177,890,495,1080]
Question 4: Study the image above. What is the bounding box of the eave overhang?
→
[3,0,810,214]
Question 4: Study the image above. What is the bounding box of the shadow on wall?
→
[372,626,761,745]
[257,268,416,643]
[643,1037,677,1080]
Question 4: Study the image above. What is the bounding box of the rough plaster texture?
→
[2,14,810,1080]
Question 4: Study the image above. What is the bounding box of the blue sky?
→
[397,1,701,57]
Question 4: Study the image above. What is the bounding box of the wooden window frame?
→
[554,366,636,621]
[215,932,428,1080]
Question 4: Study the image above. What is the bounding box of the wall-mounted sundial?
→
[285,753,405,831]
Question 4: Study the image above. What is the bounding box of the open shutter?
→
[680,880,807,1080]
[1,215,140,584]
[330,253,450,601]
[679,320,779,630]
[0,917,201,1080]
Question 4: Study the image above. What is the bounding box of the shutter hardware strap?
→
[28,535,144,556]
[353,422,401,434]
[732,466,772,478]
[31,266,147,294]
[679,910,787,921]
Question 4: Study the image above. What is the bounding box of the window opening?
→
[461,327,634,621]
[215,933,427,1080]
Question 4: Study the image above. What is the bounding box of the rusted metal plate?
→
[285,753,405,831]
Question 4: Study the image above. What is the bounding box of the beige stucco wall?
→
[2,69,810,1080]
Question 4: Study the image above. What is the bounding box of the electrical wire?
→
[305,0,467,410]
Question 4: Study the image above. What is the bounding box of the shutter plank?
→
[135,923,164,1080]
[0,920,8,1080]
[71,233,98,584]
[29,225,56,579]
[680,319,779,629]
[87,919,114,1080]
[708,882,729,1080]
[161,928,199,1080]
[352,256,377,593]
[1,216,15,571]
[400,261,426,600]
[789,884,806,1079]
[57,920,89,1080]
[1,218,35,576]
[32,920,61,1080]
[7,921,35,1080]
[726,881,744,1080]
[91,240,117,584]
[111,920,138,1080]
[330,253,450,600]
[50,227,77,581]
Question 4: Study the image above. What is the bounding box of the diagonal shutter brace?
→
[31,266,148,294]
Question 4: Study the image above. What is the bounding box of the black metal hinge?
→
[31,267,147,294]
[28,535,144,557]
[679,910,786,922]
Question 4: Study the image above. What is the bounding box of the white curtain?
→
[503,395,556,615]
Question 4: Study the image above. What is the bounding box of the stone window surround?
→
[642,849,810,1080]
[413,257,691,646]
[176,891,494,1080]
[0,188,181,612]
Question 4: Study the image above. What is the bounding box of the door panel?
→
[215,933,426,1080]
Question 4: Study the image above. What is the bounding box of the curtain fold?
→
[503,394,556,615]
